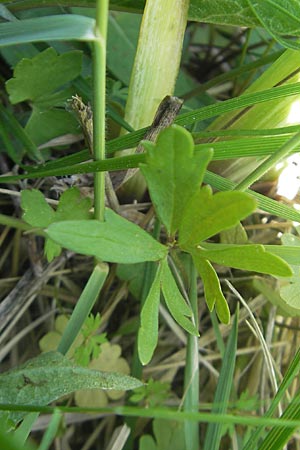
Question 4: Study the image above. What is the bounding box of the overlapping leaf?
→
[178,186,256,248]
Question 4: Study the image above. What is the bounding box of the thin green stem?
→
[93,0,108,221]
[183,259,199,450]
[234,131,300,191]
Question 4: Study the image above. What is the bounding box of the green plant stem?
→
[183,259,199,450]
[93,0,108,221]
[57,263,108,355]
[234,131,300,191]
[0,214,40,233]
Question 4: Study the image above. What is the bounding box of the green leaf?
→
[178,186,256,248]
[6,48,82,103]
[160,259,199,336]
[0,351,143,425]
[21,188,93,261]
[54,188,92,221]
[21,189,55,228]
[25,108,80,147]
[140,125,213,235]
[246,0,300,50]
[270,233,300,312]
[47,208,167,264]
[138,264,162,365]
[193,256,230,324]
[197,243,293,277]
[253,278,300,317]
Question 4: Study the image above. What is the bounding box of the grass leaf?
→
[0,14,96,46]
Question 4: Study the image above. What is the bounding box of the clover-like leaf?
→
[47,208,167,264]
[178,186,256,248]
[140,125,213,236]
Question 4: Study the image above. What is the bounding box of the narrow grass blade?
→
[257,391,300,450]
[37,409,62,450]
[243,348,300,450]
[57,262,109,355]
[0,15,96,46]
[203,307,239,450]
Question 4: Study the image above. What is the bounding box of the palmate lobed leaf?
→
[0,351,143,425]
[6,47,82,104]
[178,186,256,248]
[46,208,167,264]
[140,125,213,236]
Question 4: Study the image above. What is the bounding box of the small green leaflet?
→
[138,258,198,365]
[21,187,92,262]
[193,255,230,324]
[140,124,213,236]
[160,259,199,336]
[178,186,256,248]
[0,351,143,425]
[138,264,161,365]
[198,243,292,277]
[47,208,167,264]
